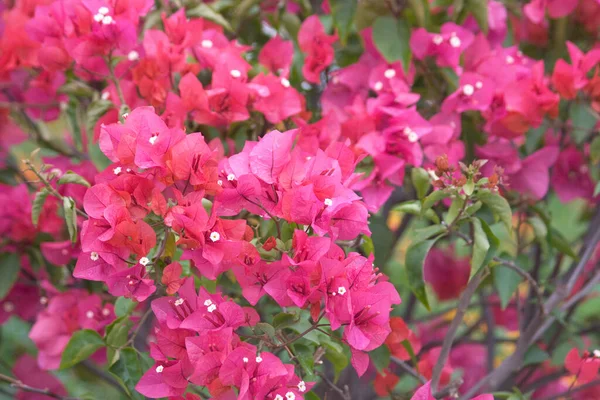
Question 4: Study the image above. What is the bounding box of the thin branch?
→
[493,257,546,315]
[316,371,351,400]
[0,373,79,400]
[538,378,600,400]
[430,268,489,394]
[390,356,427,384]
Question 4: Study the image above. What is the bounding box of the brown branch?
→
[390,356,427,384]
[0,373,79,400]
[493,257,546,315]
[316,371,351,400]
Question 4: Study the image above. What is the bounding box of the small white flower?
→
[449,35,461,48]
[227,173,236,181]
[101,15,113,25]
[155,365,164,373]
[306,156,312,160]
[93,13,104,22]
[127,50,139,61]
[275,396,284,400]
[139,257,150,266]
[102,308,110,316]
[285,392,295,400]
[128,280,135,286]
[324,198,333,207]
[462,84,475,96]
[594,349,600,358]
[217,179,223,186]
[337,286,347,295]
[432,35,444,45]
[407,131,418,143]
[281,78,290,88]
[297,381,306,392]
[113,167,122,175]
[90,252,99,261]
[101,91,110,100]
[3,302,14,312]
[121,112,129,120]
[332,76,340,84]
[149,135,158,145]
[475,81,483,89]
[86,310,94,319]
[384,68,396,79]
[374,81,383,91]
[40,297,48,305]
[201,39,213,48]
[230,69,241,78]
[207,304,217,313]
[255,356,263,363]
[210,232,220,242]
[243,357,249,363]
[98,6,109,15]
[203,299,213,306]
[174,298,185,306]
[506,55,515,64]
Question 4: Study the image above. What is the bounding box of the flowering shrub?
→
[1,0,600,399]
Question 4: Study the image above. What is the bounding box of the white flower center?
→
[230,69,241,78]
[256,356,263,363]
[139,257,150,266]
[113,167,122,175]
[149,135,158,145]
[201,39,213,48]
[98,6,109,15]
[374,81,383,91]
[155,365,164,373]
[90,252,99,261]
[204,299,213,306]
[324,198,333,207]
[86,310,94,319]
[207,304,217,313]
[101,15,113,25]
[3,302,14,312]
[449,35,461,48]
[101,91,110,100]
[102,308,110,316]
[127,51,139,61]
[432,35,443,45]
[40,297,48,305]
[475,81,483,89]
[338,286,347,295]
[227,173,236,181]
[174,298,185,306]
[275,396,284,400]
[128,280,135,286]
[93,13,104,22]
[121,112,129,120]
[281,78,290,88]
[594,350,600,358]
[462,84,475,96]
[298,381,306,392]
[286,392,295,400]
[506,55,515,64]
[384,68,396,79]
[243,357,249,363]
[210,232,220,242]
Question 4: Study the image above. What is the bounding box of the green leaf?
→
[421,190,451,215]
[85,99,113,137]
[254,322,276,339]
[411,167,431,200]
[372,16,411,72]
[477,190,512,233]
[63,197,78,243]
[393,200,440,223]
[60,330,105,369]
[400,339,419,374]
[406,238,440,310]
[329,0,357,45]
[569,102,598,144]
[294,344,316,380]
[493,262,521,310]
[523,345,550,366]
[463,178,475,196]
[591,136,600,164]
[58,171,91,187]
[59,81,95,97]
[369,344,390,372]
[305,392,321,400]
[106,317,133,349]
[478,218,500,272]
[412,224,447,243]
[115,297,137,317]
[407,0,429,27]
[445,196,465,224]
[471,218,490,273]
[32,188,50,226]
[361,235,375,256]
[109,348,144,399]
[187,4,233,31]
[548,228,577,259]
[467,0,489,33]
[88,142,111,171]
[595,182,600,197]
[0,253,20,300]
[354,0,389,30]
[322,341,348,380]
[273,312,299,329]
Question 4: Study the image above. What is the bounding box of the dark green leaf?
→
[400,339,419,374]
[445,196,465,224]
[406,238,440,310]
[477,190,512,233]
[407,0,430,27]
[471,218,490,273]
[493,262,521,310]
[60,330,105,369]
[187,4,233,31]
[591,136,600,164]
[329,0,357,45]
[85,99,113,137]
[467,0,488,33]
[115,297,137,317]
[273,312,299,329]
[548,228,577,259]
[569,102,597,144]
[369,344,390,372]
[63,197,78,243]
[59,81,95,97]
[322,341,348,380]
[354,0,389,30]
[58,171,91,187]
[32,188,50,226]
[361,235,375,256]
[254,322,276,339]
[0,253,20,300]
[412,224,447,243]
[393,200,440,223]
[106,317,133,349]
[411,167,431,199]
[109,348,144,399]
[294,344,315,380]
[523,346,550,366]
[372,16,411,72]
[421,190,451,215]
